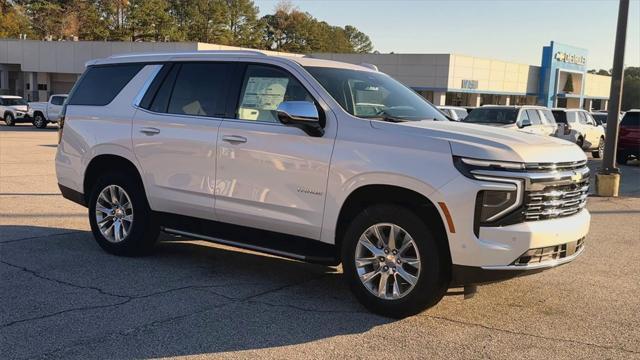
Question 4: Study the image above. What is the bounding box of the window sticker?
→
[242,77,289,111]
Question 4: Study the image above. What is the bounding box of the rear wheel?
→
[4,113,15,126]
[342,204,449,318]
[88,172,159,256]
[592,137,604,158]
[32,113,48,128]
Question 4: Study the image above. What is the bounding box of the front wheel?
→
[32,113,48,128]
[4,113,15,126]
[341,204,449,318]
[88,172,159,256]
[592,137,604,158]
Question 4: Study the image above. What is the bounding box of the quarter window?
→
[51,96,65,106]
[167,63,234,117]
[237,65,314,123]
[68,64,144,106]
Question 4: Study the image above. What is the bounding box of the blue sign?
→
[538,41,588,107]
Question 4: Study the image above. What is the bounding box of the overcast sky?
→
[254,0,640,70]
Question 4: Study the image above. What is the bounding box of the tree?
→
[563,73,574,93]
[344,25,373,53]
[221,0,262,47]
[622,66,640,111]
[0,1,34,39]
[128,0,177,41]
[588,69,611,76]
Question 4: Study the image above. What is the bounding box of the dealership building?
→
[0,39,610,110]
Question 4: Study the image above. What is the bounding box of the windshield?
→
[621,111,640,126]
[463,107,518,124]
[304,66,447,122]
[592,113,607,124]
[552,110,567,124]
[3,98,27,106]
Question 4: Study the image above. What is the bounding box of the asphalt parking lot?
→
[1,124,639,359]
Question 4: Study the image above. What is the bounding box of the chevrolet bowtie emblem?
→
[571,171,582,182]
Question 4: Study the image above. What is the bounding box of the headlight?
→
[454,156,525,233]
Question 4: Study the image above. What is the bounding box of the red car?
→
[617,110,640,165]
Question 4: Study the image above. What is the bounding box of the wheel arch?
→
[334,184,452,269]
[83,154,146,204]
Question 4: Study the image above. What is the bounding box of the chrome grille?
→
[524,160,588,172]
[524,179,589,221]
[513,238,584,266]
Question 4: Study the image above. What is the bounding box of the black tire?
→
[32,113,48,128]
[88,172,159,256]
[592,137,604,158]
[4,113,15,126]
[616,151,628,165]
[341,204,449,318]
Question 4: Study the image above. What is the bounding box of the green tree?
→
[221,0,262,47]
[622,66,640,111]
[563,73,574,93]
[344,25,373,53]
[23,0,65,39]
[128,0,177,41]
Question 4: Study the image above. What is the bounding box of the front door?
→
[132,62,235,220]
[215,64,336,240]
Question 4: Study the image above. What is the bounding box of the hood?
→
[372,120,586,163]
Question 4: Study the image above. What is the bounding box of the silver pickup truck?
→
[28,94,67,128]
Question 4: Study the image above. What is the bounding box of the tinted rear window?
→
[68,64,144,106]
[621,112,640,126]
[463,108,518,124]
[167,63,234,117]
[552,110,567,124]
[592,113,607,124]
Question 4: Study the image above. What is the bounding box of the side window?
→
[526,109,542,125]
[577,112,588,124]
[67,64,144,106]
[148,65,180,113]
[237,64,314,122]
[566,111,578,123]
[51,96,65,106]
[167,63,234,117]
[539,109,556,124]
[0,99,4,106]
[584,113,596,125]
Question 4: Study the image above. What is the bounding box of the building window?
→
[37,84,48,91]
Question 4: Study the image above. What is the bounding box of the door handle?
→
[140,127,160,135]
[222,135,247,144]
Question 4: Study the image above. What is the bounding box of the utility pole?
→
[596,0,629,197]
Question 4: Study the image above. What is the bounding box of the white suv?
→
[462,105,558,136]
[0,95,30,126]
[56,51,590,318]
[551,108,606,158]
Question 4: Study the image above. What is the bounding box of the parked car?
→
[28,94,68,128]
[56,52,590,318]
[437,106,468,121]
[617,109,640,165]
[591,111,623,130]
[462,105,557,136]
[0,95,31,126]
[551,108,605,158]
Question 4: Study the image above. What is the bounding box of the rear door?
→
[132,62,237,220]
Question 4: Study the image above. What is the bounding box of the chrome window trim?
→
[132,64,163,108]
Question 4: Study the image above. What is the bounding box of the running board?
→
[156,212,339,265]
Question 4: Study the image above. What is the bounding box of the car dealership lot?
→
[1,125,639,359]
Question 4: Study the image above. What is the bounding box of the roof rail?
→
[108,50,268,60]
[360,63,379,71]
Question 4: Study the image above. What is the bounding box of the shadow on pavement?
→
[0,123,58,132]
[0,225,395,359]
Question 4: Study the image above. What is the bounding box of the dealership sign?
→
[461,80,478,89]
[554,51,586,66]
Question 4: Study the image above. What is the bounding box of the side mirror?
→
[276,101,324,137]
[519,118,531,128]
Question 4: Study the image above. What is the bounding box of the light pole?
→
[596,0,629,197]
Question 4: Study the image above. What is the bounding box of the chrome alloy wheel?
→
[355,223,421,300]
[95,185,134,243]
